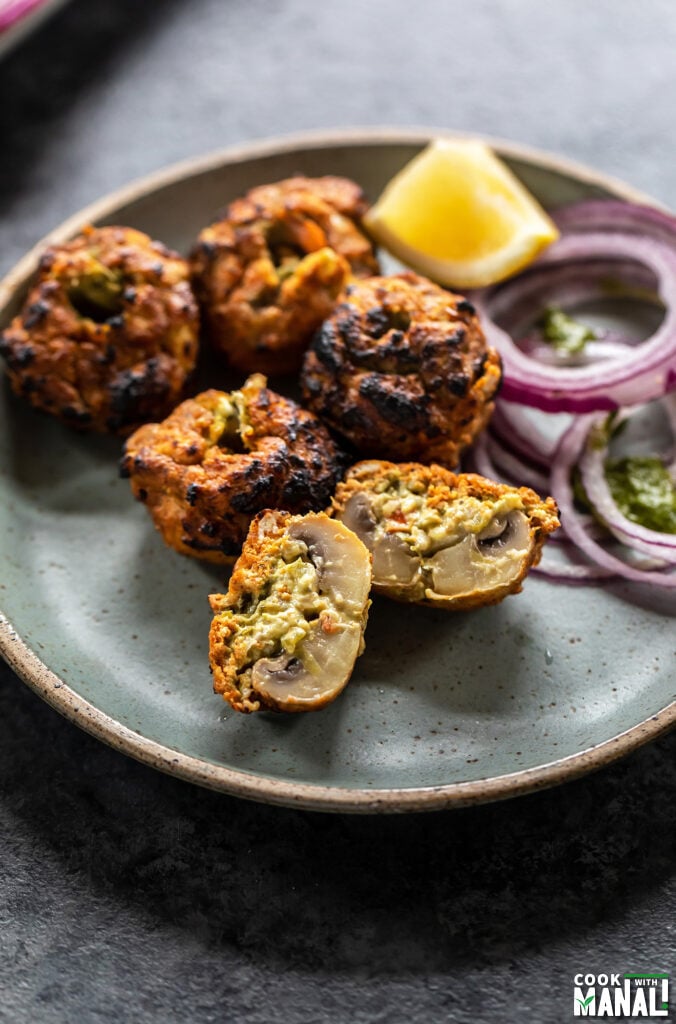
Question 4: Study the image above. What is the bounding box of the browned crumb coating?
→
[121,374,346,563]
[190,176,379,375]
[0,225,199,434]
[332,460,560,609]
[301,272,502,467]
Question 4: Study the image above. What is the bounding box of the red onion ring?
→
[550,414,676,587]
[553,200,676,247]
[576,417,676,565]
[664,393,676,474]
[476,232,676,412]
[472,202,676,587]
[490,402,556,466]
[464,432,497,481]
[489,258,658,337]
[533,545,616,583]
[486,435,549,493]
[465,433,548,494]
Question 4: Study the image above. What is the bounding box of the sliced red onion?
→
[576,417,676,565]
[490,402,557,466]
[465,432,501,481]
[533,545,616,583]
[664,393,676,475]
[470,202,676,587]
[474,231,676,412]
[465,433,549,494]
[486,435,549,493]
[550,414,676,587]
[553,200,676,247]
[520,336,634,366]
[489,258,658,336]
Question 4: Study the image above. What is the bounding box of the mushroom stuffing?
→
[332,461,560,609]
[0,169,567,721]
[208,511,372,713]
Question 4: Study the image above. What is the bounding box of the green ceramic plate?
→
[1,129,674,812]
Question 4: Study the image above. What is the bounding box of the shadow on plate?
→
[357,594,543,720]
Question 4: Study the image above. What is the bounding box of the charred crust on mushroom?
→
[190,176,379,375]
[121,374,346,564]
[301,272,502,467]
[0,225,200,434]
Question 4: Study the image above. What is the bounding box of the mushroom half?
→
[333,461,560,610]
[209,511,372,713]
[340,491,420,591]
[426,510,533,602]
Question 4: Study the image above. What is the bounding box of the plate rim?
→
[0,126,658,305]
[1,126,674,813]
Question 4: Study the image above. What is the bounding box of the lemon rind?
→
[363,138,560,289]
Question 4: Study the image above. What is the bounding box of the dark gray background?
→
[1,2,675,1021]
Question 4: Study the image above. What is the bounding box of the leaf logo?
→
[577,995,595,1008]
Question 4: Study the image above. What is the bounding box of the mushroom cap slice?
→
[209,510,372,713]
[341,492,420,590]
[427,510,533,603]
[251,619,366,712]
[332,461,560,610]
[286,516,372,614]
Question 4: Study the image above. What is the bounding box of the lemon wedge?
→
[364,138,559,289]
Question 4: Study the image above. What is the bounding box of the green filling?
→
[571,466,592,513]
[66,257,124,321]
[265,220,306,267]
[369,477,524,555]
[540,306,597,354]
[212,393,250,452]
[234,548,330,671]
[605,456,676,534]
[276,256,301,281]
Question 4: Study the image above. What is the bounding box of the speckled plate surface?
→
[1,129,674,812]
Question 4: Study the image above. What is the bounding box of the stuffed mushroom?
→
[301,272,502,467]
[190,175,379,375]
[0,225,199,433]
[209,510,372,713]
[332,461,560,609]
[121,374,346,563]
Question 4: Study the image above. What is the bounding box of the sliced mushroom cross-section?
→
[209,511,372,713]
[332,461,560,610]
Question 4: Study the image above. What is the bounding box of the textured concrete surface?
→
[1,1,675,1021]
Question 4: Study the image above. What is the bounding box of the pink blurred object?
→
[0,0,68,55]
[0,0,48,32]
